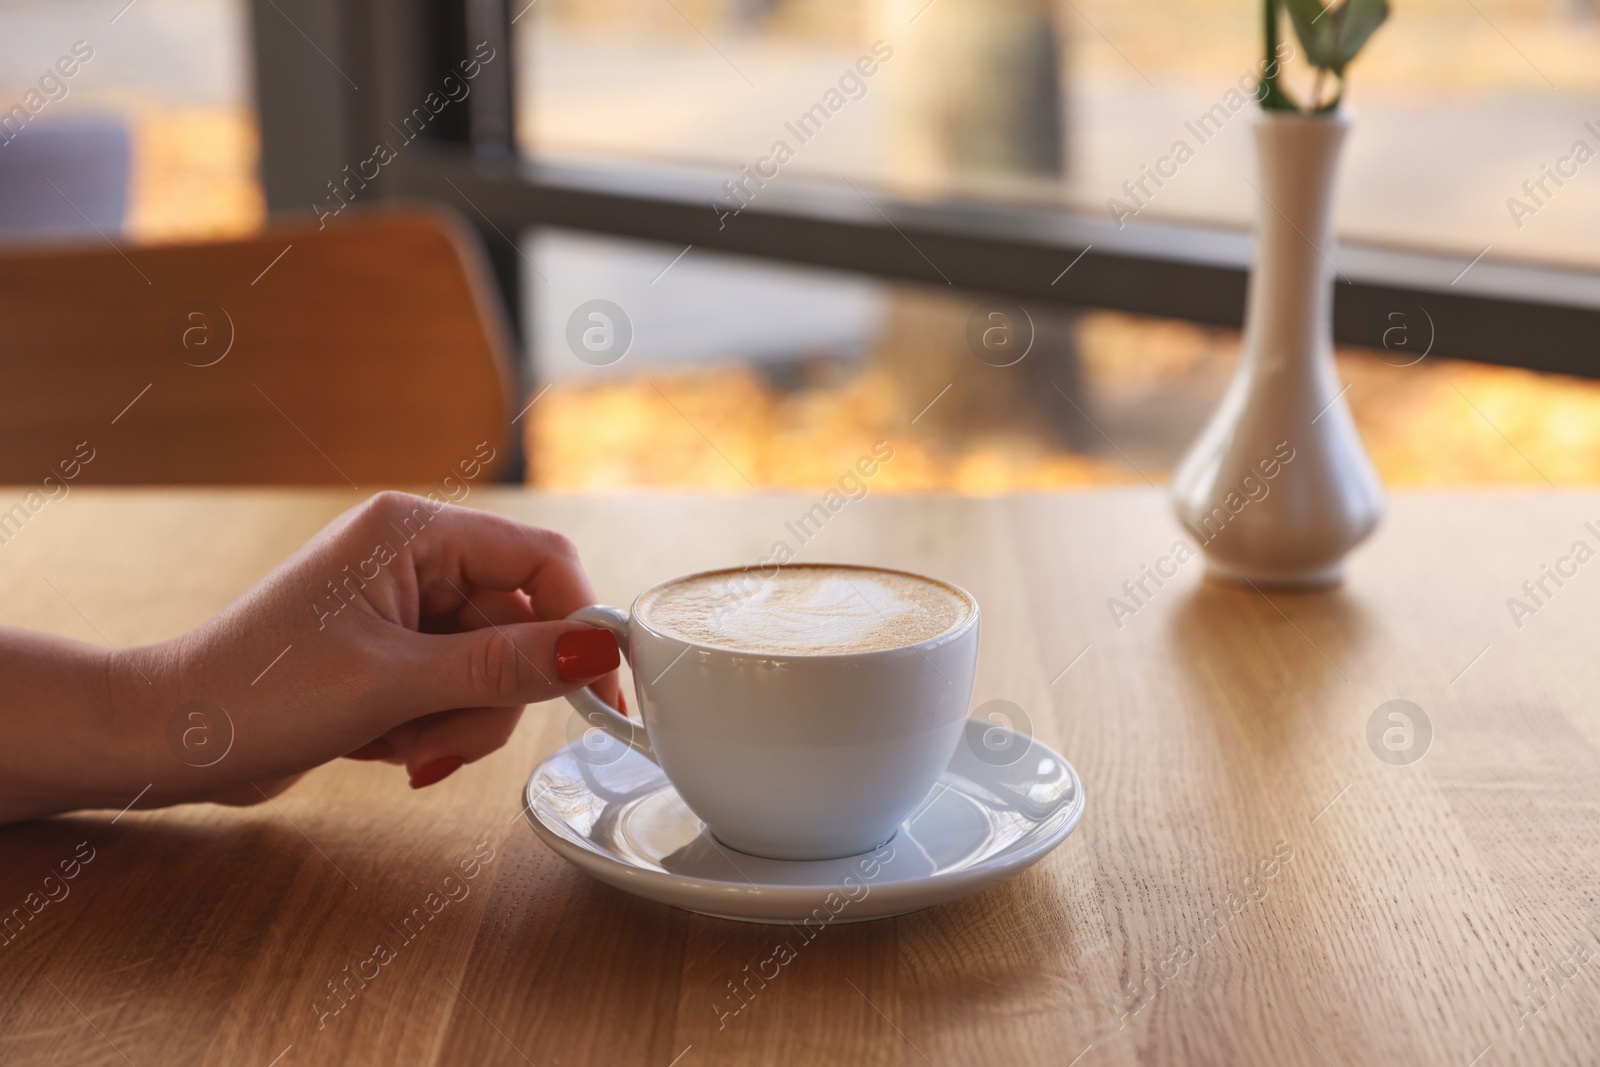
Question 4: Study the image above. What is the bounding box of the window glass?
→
[523,229,1600,490]
[517,0,1600,268]
[0,0,260,244]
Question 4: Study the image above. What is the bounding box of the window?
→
[0,0,260,244]
[522,230,1600,490]
[239,0,1600,489]
[516,0,1600,267]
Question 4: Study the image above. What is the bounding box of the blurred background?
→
[4,0,1600,490]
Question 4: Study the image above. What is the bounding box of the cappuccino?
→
[636,564,974,655]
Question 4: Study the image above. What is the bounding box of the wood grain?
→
[1,487,1598,1066]
[0,207,513,485]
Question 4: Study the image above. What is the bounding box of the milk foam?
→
[637,566,973,655]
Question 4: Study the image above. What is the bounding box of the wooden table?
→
[2,488,1598,1066]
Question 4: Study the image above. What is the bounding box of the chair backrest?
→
[0,205,515,485]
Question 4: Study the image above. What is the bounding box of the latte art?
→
[637,565,974,655]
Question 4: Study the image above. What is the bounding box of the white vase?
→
[1171,110,1383,588]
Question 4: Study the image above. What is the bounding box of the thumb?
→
[392,621,621,717]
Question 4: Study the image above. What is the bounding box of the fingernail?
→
[555,628,620,681]
[346,739,394,761]
[409,756,465,789]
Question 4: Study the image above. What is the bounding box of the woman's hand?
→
[0,492,622,824]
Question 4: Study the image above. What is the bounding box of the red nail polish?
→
[346,739,394,761]
[555,628,620,681]
[410,756,464,789]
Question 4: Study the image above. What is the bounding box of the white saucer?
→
[522,719,1085,924]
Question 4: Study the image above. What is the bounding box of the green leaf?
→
[1281,0,1343,70]
[1334,0,1389,68]
[1280,0,1388,74]
[1260,0,1302,110]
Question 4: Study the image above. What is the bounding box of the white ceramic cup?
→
[563,565,980,861]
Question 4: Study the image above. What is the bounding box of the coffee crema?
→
[636,565,974,655]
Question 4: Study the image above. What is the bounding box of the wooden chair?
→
[0,205,515,485]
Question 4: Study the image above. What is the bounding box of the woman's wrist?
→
[0,629,172,823]
[100,639,189,808]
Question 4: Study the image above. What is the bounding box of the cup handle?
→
[563,605,656,763]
